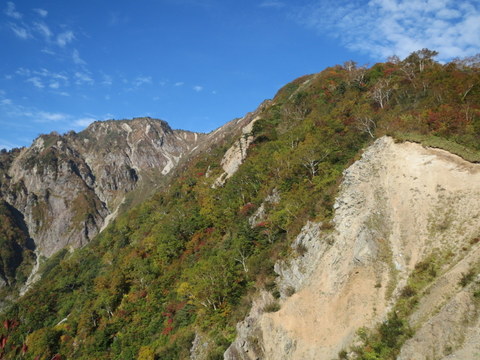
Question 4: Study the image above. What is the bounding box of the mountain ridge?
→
[0,51,479,359]
[0,114,258,296]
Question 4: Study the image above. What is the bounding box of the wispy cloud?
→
[193,85,203,92]
[35,111,68,122]
[5,1,22,19]
[41,48,56,55]
[26,77,44,89]
[133,76,152,87]
[72,49,86,65]
[9,23,31,39]
[295,0,480,61]
[16,68,70,90]
[34,21,52,39]
[174,81,185,86]
[1,98,12,105]
[33,8,48,17]
[56,31,75,47]
[49,82,60,89]
[101,74,113,86]
[73,117,96,127]
[74,71,94,85]
[259,1,285,8]
[108,11,129,26]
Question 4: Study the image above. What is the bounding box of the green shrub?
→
[263,301,281,313]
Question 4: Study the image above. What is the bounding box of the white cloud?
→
[72,49,86,65]
[36,111,68,122]
[133,76,152,87]
[108,12,129,26]
[41,48,56,55]
[16,67,31,76]
[259,1,285,8]
[26,77,44,88]
[73,117,96,127]
[34,22,52,39]
[101,74,113,86]
[174,81,185,86]
[9,24,30,39]
[56,31,75,47]
[1,99,12,105]
[296,0,480,61]
[193,85,203,92]
[16,68,70,89]
[33,8,48,17]
[74,72,94,85]
[5,2,22,19]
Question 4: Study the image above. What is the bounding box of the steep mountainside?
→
[0,115,256,294]
[226,136,480,359]
[0,50,479,360]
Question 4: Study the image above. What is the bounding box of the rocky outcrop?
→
[225,136,480,359]
[0,118,209,292]
[213,101,271,187]
[0,110,267,292]
[1,118,203,260]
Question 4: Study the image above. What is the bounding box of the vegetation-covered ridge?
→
[0,49,479,359]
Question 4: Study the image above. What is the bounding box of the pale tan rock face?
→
[213,101,272,187]
[226,136,480,360]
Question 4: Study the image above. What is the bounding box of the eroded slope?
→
[226,136,480,359]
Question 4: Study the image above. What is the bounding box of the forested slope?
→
[0,50,479,359]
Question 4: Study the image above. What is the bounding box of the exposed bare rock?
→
[0,109,270,294]
[190,332,210,360]
[225,136,480,360]
[224,291,275,360]
[248,189,280,227]
[213,101,271,187]
[0,117,212,292]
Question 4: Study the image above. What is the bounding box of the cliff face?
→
[1,118,202,260]
[226,136,480,359]
[0,118,215,289]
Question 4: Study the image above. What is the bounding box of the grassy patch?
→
[393,132,480,163]
[349,254,442,360]
[263,301,281,313]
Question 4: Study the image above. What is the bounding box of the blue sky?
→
[1,0,479,149]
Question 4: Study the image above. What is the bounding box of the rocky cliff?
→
[225,136,480,359]
[0,115,254,291]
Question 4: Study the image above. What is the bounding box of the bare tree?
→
[343,60,357,72]
[234,249,249,274]
[370,78,392,108]
[282,103,309,121]
[387,55,401,64]
[452,54,480,69]
[355,117,376,138]
[301,148,330,178]
[403,48,438,72]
